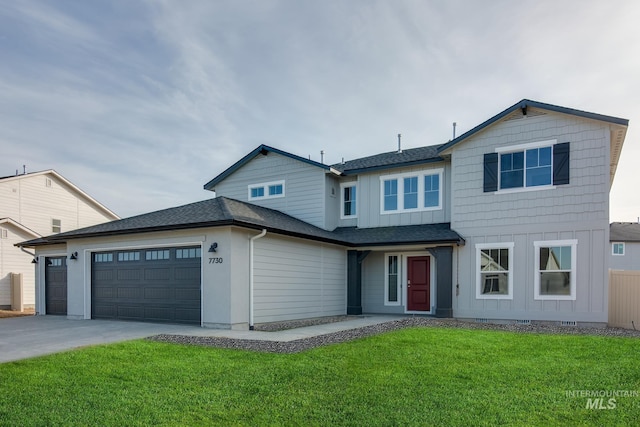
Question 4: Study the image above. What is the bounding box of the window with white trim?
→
[52,219,61,233]
[384,254,401,306]
[534,240,577,300]
[248,180,285,200]
[497,140,555,191]
[380,169,443,213]
[612,242,625,256]
[476,243,514,299]
[340,183,357,218]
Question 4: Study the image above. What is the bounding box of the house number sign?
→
[208,257,223,264]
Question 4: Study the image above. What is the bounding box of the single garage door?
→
[45,256,67,315]
[91,247,201,324]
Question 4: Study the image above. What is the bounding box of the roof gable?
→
[0,170,119,220]
[0,218,40,239]
[437,99,629,154]
[203,145,337,191]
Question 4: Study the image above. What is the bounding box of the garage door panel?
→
[145,268,171,280]
[92,247,201,325]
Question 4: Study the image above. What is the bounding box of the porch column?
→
[428,246,454,318]
[347,250,369,315]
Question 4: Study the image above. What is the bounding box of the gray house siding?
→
[356,163,451,229]
[361,252,405,314]
[212,152,328,229]
[449,112,612,324]
[253,234,347,323]
[324,175,341,231]
[610,242,640,271]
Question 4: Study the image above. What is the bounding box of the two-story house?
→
[19,99,628,328]
[1,170,119,310]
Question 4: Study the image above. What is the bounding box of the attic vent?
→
[503,109,547,122]
[514,319,531,325]
[0,228,7,239]
[560,320,577,327]
[45,178,52,187]
[475,318,489,323]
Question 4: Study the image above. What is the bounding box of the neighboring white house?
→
[610,222,640,271]
[19,99,629,328]
[0,170,119,310]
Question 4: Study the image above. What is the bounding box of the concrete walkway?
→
[0,315,406,363]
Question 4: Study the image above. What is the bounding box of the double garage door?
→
[91,246,202,325]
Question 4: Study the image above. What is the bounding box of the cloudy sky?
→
[1,0,638,220]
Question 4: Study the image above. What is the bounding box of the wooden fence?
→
[609,270,640,330]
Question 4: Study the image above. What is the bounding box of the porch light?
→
[208,243,218,253]
[69,251,78,260]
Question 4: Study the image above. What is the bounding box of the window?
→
[248,180,285,200]
[484,140,570,192]
[340,183,357,218]
[49,258,63,266]
[94,253,113,263]
[534,240,577,300]
[146,250,170,260]
[0,228,7,239]
[380,169,443,213]
[424,174,440,207]
[383,179,398,211]
[476,243,514,299]
[612,243,625,256]
[403,177,418,209]
[176,248,201,259]
[52,219,61,233]
[118,252,140,262]
[268,184,283,196]
[385,254,401,305]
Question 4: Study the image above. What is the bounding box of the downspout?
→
[249,229,267,330]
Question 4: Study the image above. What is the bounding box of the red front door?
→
[407,256,430,311]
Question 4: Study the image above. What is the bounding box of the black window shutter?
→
[483,153,498,192]
[553,142,570,185]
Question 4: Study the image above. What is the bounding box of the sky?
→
[1,0,639,221]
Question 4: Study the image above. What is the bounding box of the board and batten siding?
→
[355,162,451,229]
[360,252,406,314]
[610,242,640,271]
[211,152,328,229]
[253,235,347,323]
[449,111,612,323]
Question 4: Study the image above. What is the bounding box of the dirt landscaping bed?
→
[0,308,35,319]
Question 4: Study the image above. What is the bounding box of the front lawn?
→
[1,327,638,426]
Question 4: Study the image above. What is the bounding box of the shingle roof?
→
[331,145,444,175]
[610,222,640,242]
[18,196,463,248]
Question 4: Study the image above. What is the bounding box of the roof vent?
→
[397,133,402,153]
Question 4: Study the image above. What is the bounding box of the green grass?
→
[1,327,639,426]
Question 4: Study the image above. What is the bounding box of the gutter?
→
[249,229,267,330]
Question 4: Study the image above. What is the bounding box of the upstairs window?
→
[248,180,285,200]
[383,179,398,211]
[340,183,357,218]
[612,243,625,256]
[380,169,443,213]
[484,140,569,192]
[52,219,61,233]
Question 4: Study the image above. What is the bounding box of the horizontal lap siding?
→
[253,236,346,323]
[361,252,405,314]
[213,153,327,229]
[0,229,36,306]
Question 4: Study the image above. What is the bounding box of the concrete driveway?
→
[0,316,211,363]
